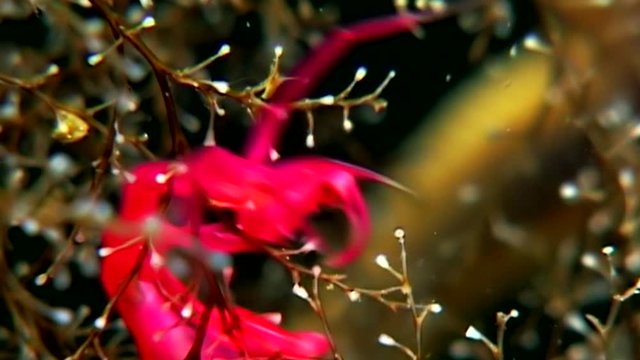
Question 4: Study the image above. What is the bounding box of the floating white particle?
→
[378,333,397,346]
[354,66,367,81]
[465,326,483,340]
[305,133,315,148]
[292,284,309,300]
[375,254,390,270]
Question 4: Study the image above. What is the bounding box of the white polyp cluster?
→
[292,284,309,300]
[378,333,397,346]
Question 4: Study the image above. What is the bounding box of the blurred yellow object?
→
[319,51,596,358]
[52,108,90,143]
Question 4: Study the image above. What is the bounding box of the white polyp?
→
[318,95,335,105]
[211,81,230,94]
[274,45,284,57]
[140,0,154,9]
[50,308,74,325]
[141,16,156,29]
[180,302,193,319]
[393,227,406,239]
[218,44,231,56]
[269,148,280,161]
[87,53,105,66]
[508,309,520,318]
[375,254,390,270]
[602,246,616,256]
[378,333,397,346]
[465,326,483,340]
[347,290,361,302]
[355,66,367,81]
[155,173,168,184]
[428,303,443,314]
[150,251,164,269]
[388,70,397,79]
[34,273,48,286]
[312,265,322,277]
[581,253,600,270]
[343,118,353,132]
[98,247,114,257]
[559,181,579,201]
[305,133,315,148]
[46,64,60,75]
[292,284,309,300]
[94,316,107,330]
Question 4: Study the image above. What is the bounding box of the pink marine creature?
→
[100,6,463,360]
